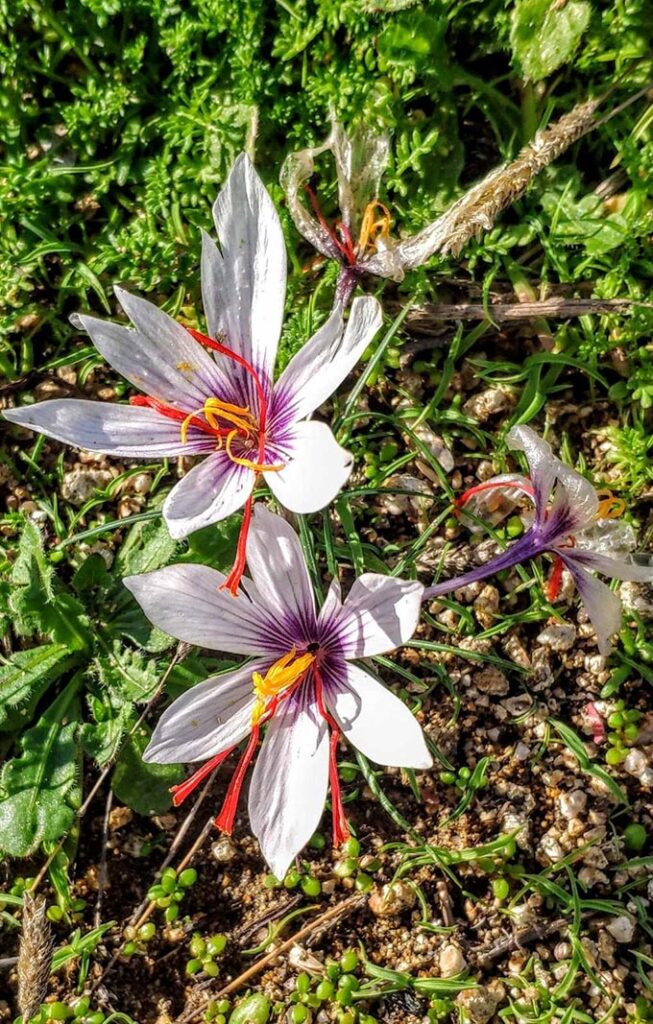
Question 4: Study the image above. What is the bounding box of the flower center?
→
[250,648,316,725]
[304,186,393,268]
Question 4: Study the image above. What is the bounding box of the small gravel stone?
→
[368,880,416,917]
[463,388,513,423]
[439,943,466,977]
[62,466,115,506]
[474,665,509,695]
[624,749,649,779]
[539,832,565,863]
[473,584,500,628]
[456,981,505,1023]
[558,789,587,819]
[211,836,237,863]
[536,623,577,652]
[605,915,635,944]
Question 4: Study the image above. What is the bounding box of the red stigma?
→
[313,664,349,847]
[546,554,564,602]
[303,185,357,267]
[170,747,234,807]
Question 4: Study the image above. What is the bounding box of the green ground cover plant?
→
[2,0,653,1021]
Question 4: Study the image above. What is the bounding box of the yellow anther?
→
[357,200,392,254]
[225,430,285,473]
[251,648,315,724]
[596,490,627,520]
[179,397,256,444]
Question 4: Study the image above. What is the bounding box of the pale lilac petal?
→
[202,155,286,399]
[563,548,653,583]
[274,296,382,421]
[327,663,432,769]
[248,688,329,878]
[163,452,255,539]
[78,307,236,409]
[460,472,533,530]
[550,461,598,532]
[319,580,343,626]
[328,573,423,658]
[506,426,557,522]
[247,505,316,627]
[3,400,214,458]
[559,554,623,655]
[143,661,264,763]
[267,421,353,514]
[124,564,287,656]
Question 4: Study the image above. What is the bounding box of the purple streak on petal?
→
[560,547,653,583]
[423,529,547,600]
[3,400,217,458]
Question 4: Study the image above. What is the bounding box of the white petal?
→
[268,421,353,514]
[327,663,432,769]
[124,564,286,656]
[163,451,254,539]
[550,461,598,532]
[248,688,328,879]
[561,555,623,655]
[202,155,286,391]
[143,661,263,763]
[506,425,558,522]
[274,296,382,421]
[328,573,423,658]
[247,505,316,626]
[3,400,213,458]
[80,305,236,409]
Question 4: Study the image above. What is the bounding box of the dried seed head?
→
[17,892,54,1022]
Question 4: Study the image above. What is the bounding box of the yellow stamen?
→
[596,489,627,520]
[251,648,315,724]
[179,397,256,444]
[357,199,392,254]
[225,430,285,473]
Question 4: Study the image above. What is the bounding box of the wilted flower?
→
[423,426,653,653]
[4,155,381,592]
[125,505,432,878]
[283,101,604,305]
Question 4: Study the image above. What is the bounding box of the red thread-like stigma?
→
[313,664,349,847]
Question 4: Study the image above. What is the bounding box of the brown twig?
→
[472,917,569,967]
[94,787,113,930]
[174,894,366,1023]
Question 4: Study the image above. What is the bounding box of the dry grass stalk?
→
[397,98,601,264]
[17,892,54,1022]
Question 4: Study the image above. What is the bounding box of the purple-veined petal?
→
[246,505,316,629]
[562,547,653,583]
[423,529,546,600]
[123,564,288,656]
[274,296,382,421]
[248,687,329,879]
[559,553,623,655]
[326,663,432,769]
[3,400,215,458]
[162,451,255,539]
[80,301,238,410]
[326,573,423,658]
[506,426,558,523]
[143,661,265,763]
[267,421,353,514]
[202,155,286,402]
[549,461,598,533]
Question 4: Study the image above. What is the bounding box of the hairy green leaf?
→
[0,679,82,857]
[9,522,91,649]
[510,0,591,81]
[112,727,184,816]
[0,643,76,732]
